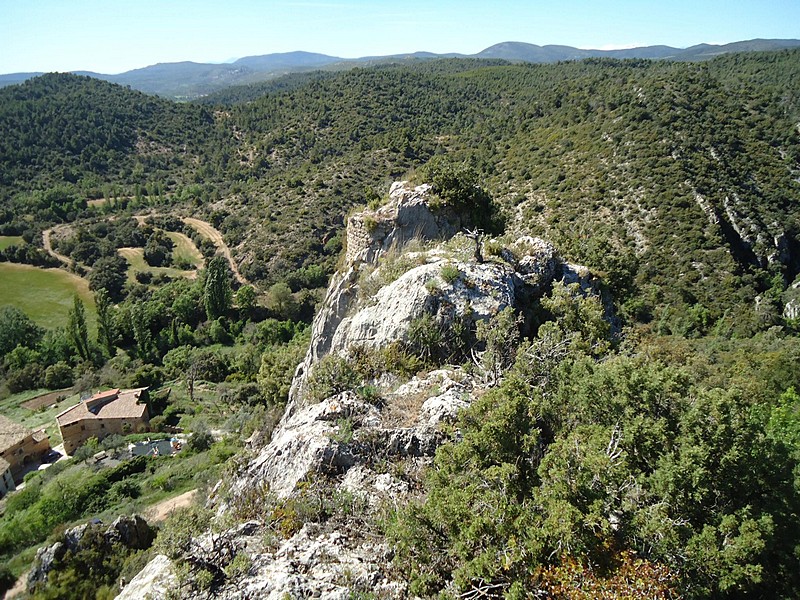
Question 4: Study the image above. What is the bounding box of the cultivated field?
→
[0,263,96,329]
[166,231,204,267]
[117,247,198,281]
[0,235,24,250]
[0,388,80,444]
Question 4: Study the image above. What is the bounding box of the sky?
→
[1,0,799,74]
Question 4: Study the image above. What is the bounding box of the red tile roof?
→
[0,415,32,452]
[56,388,148,427]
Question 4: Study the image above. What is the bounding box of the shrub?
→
[44,361,74,388]
[188,422,214,453]
[440,262,461,284]
[306,354,360,403]
[418,156,505,234]
[6,361,44,392]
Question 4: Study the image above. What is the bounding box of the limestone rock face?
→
[232,392,373,499]
[345,181,456,264]
[330,259,518,356]
[116,554,177,600]
[234,368,472,503]
[784,280,800,320]
[289,180,601,413]
[291,181,458,407]
[211,524,403,600]
[27,542,66,592]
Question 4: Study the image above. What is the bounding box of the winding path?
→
[42,226,73,268]
[182,216,247,285]
[42,215,248,286]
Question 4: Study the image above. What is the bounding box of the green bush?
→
[305,354,360,403]
[439,262,460,284]
[418,156,505,234]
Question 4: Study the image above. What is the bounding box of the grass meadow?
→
[167,231,203,267]
[0,235,24,250]
[0,263,96,330]
[117,247,198,282]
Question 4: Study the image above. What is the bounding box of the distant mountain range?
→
[2,39,799,100]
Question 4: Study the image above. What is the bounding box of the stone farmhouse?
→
[0,457,16,497]
[0,414,51,485]
[56,388,150,455]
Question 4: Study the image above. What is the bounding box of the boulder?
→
[26,542,66,592]
[116,554,177,600]
[105,515,155,549]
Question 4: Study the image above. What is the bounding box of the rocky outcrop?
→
[345,181,457,265]
[232,392,371,499]
[290,181,462,407]
[27,515,154,593]
[330,259,518,355]
[289,182,585,411]
[116,554,177,600]
[202,368,472,599]
[784,279,800,321]
[129,181,610,599]
[209,523,403,600]
[106,514,155,549]
[233,368,470,502]
[721,193,797,270]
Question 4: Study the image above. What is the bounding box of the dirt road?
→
[41,226,73,268]
[183,217,247,284]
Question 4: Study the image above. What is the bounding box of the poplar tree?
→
[94,288,115,357]
[67,295,90,361]
[204,256,232,321]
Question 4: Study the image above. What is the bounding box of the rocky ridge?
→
[119,181,604,599]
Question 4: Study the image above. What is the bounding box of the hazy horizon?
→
[2,0,799,75]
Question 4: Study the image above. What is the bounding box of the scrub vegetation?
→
[0,48,799,598]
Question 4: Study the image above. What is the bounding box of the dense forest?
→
[1,49,799,598]
[2,52,799,312]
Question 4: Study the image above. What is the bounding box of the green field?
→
[118,244,199,283]
[0,235,24,250]
[167,231,203,267]
[0,263,96,330]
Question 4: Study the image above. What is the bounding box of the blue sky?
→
[1,0,798,74]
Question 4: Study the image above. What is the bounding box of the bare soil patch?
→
[144,489,198,523]
[20,389,71,411]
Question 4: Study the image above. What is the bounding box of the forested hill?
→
[1,51,800,334]
[0,73,215,192]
